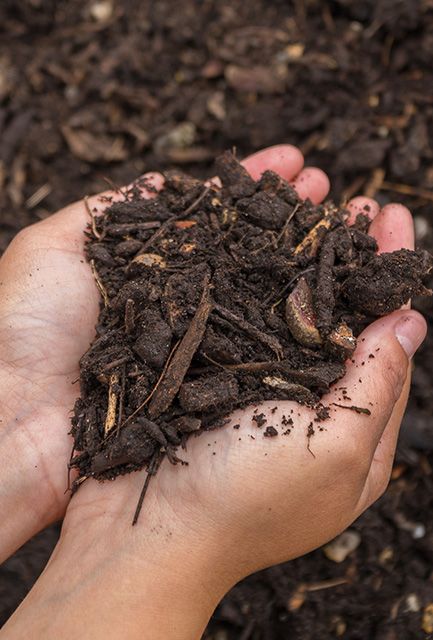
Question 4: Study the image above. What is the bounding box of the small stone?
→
[285,43,305,60]
[422,604,433,634]
[89,0,113,22]
[323,530,361,563]
[287,587,306,612]
[131,253,166,268]
[378,547,394,565]
[405,593,421,613]
[207,91,226,121]
[154,122,196,154]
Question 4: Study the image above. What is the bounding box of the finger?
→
[357,369,411,510]
[368,203,415,254]
[345,196,380,225]
[325,309,426,458]
[291,167,330,204]
[241,144,304,181]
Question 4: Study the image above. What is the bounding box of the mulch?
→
[1,1,433,637]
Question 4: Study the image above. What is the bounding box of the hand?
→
[0,146,426,640]
[0,145,327,560]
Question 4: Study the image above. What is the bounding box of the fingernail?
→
[394,313,427,359]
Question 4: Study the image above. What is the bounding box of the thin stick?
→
[139,187,210,253]
[120,339,181,428]
[90,260,109,307]
[264,266,315,306]
[132,455,162,526]
[380,181,433,202]
[332,403,371,415]
[276,203,299,244]
[181,185,211,217]
[116,365,126,436]
[84,196,102,239]
[102,176,128,199]
[148,278,212,418]
[293,204,337,256]
[213,303,283,360]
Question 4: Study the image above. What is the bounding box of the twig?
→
[380,181,433,202]
[304,577,349,592]
[116,365,126,436]
[276,202,300,244]
[293,204,337,257]
[148,277,212,418]
[181,185,211,217]
[139,186,210,253]
[84,196,102,240]
[103,356,129,372]
[332,403,371,415]
[264,266,315,306]
[102,176,129,199]
[121,339,181,428]
[363,168,385,199]
[213,303,284,360]
[132,454,163,526]
[90,259,109,307]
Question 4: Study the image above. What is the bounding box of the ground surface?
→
[0,0,433,637]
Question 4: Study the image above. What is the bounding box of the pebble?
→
[323,530,361,563]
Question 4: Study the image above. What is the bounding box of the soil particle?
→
[70,152,432,506]
[264,426,278,438]
[2,1,433,636]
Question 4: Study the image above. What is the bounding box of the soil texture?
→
[70,152,432,518]
[1,1,433,637]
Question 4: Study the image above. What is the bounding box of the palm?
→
[0,204,100,512]
[0,146,414,559]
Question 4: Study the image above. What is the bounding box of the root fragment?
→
[213,303,284,360]
[104,373,119,435]
[293,204,337,257]
[90,259,109,307]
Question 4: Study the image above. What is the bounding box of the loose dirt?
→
[70,152,432,524]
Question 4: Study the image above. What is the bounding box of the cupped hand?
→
[0,145,326,557]
[0,145,427,640]
[56,148,424,575]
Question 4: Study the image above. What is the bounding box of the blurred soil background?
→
[1,1,433,637]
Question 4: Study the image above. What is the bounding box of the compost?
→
[70,152,432,520]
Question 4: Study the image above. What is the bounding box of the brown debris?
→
[293,204,338,257]
[285,277,322,348]
[70,151,432,516]
[104,373,119,435]
[326,323,357,361]
[147,278,212,419]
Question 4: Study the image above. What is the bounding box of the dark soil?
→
[70,151,432,517]
[1,1,433,637]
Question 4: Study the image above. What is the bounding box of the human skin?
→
[0,145,426,639]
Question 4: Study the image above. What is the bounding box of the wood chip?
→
[148,278,212,418]
[104,373,119,435]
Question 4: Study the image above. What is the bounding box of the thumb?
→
[325,309,427,456]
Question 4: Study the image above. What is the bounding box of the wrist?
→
[4,473,235,639]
